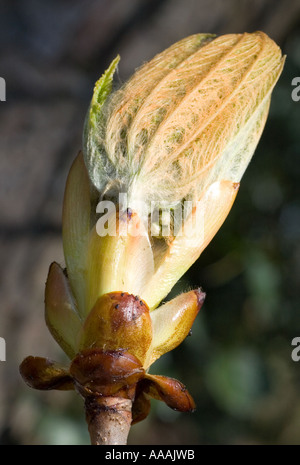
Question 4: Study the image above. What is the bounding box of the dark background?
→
[0,0,300,445]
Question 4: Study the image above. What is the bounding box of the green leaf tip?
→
[82,55,121,194]
[89,55,120,128]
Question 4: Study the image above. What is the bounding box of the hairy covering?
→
[83,32,284,212]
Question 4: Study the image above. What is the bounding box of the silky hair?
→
[84,32,284,216]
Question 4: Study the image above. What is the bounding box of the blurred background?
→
[0,0,300,445]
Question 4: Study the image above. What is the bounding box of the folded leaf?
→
[98,32,284,211]
[83,55,120,195]
[89,35,214,194]
[144,289,205,369]
[45,262,83,359]
[62,152,91,317]
[143,180,239,309]
[86,209,154,312]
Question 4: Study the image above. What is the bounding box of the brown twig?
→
[85,396,132,445]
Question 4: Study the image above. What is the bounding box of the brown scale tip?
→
[194,288,206,308]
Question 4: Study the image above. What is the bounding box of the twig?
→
[85,396,132,445]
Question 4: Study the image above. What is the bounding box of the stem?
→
[84,396,132,445]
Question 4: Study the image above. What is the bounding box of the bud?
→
[20,32,285,436]
[83,31,284,308]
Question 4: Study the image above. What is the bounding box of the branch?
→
[85,396,132,445]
